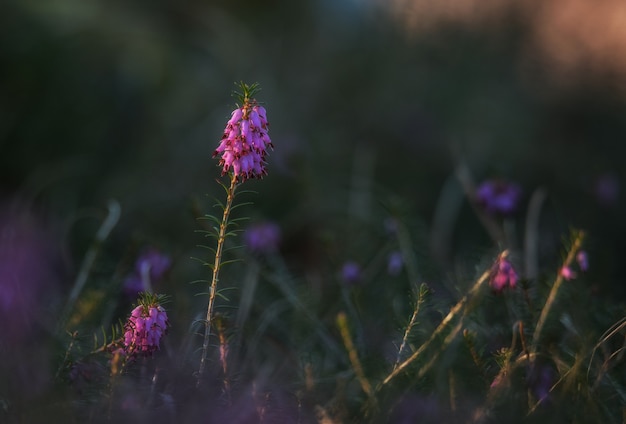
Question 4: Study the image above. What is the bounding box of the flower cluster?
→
[476,179,522,216]
[490,254,518,293]
[123,293,169,358]
[213,85,273,182]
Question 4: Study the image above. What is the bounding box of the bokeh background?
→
[3,0,624,288]
[1,0,626,419]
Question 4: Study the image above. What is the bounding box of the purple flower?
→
[476,179,522,216]
[135,248,171,280]
[123,248,171,296]
[244,221,281,254]
[341,261,361,286]
[490,255,518,293]
[527,362,556,403]
[123,294,169,359]
[213,99,273,182]
[576,250,589,272]
[387,251,404,276]
[593,173,619,207]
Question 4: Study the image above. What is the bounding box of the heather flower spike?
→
[198,82,273,386]
[213,82,273,182]
[122,292,169,359]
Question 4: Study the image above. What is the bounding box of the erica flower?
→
[341,261,361,286]
[123,248,171,296]
[244,221,281,254]
[387,251,404,276]
[476,179,522,216]
[490,254,518,293]
[123,293,169,359]
[576,250,589,272]
[560,266,577,281]
[213,83,273,182]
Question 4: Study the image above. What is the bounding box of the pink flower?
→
[490,255,518,294]
[123,295,169,359]
[560,266,577,281]
[213,97,273,182]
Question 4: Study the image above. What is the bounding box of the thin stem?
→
[197,175,238,386]
[531,231,585,352]
[393,283,428,370]
[379,265,492,389]
[58,199,121,332]
[337,312,374,401]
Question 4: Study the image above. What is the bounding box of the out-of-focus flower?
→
[476,179,522,216]
[560,266,577,281]
[576,250,589,272]
[527,362,556,403]
[341,261,361,286]
[593,173,619,207]
[123,248,171,296]
[213,84,273,182]
[0,200,61,399]
[123,293,169,359]
[0,201,59,345]
[490,255,518,293]
[135,248,171,280]
[244,221,281,254]
[387,251,404,276]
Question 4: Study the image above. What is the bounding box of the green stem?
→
[197,175,238,386]
[58,199,121,333]
[379,264,492,389]
[531,231,585,352]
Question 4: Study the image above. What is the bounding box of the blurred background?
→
[1,0,625,332]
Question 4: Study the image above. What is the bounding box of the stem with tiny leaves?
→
[197,174,238,387]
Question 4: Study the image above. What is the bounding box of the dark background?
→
[2,0,625,319]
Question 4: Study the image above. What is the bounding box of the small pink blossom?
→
[560,266,577,281]
[490,255,518,294]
